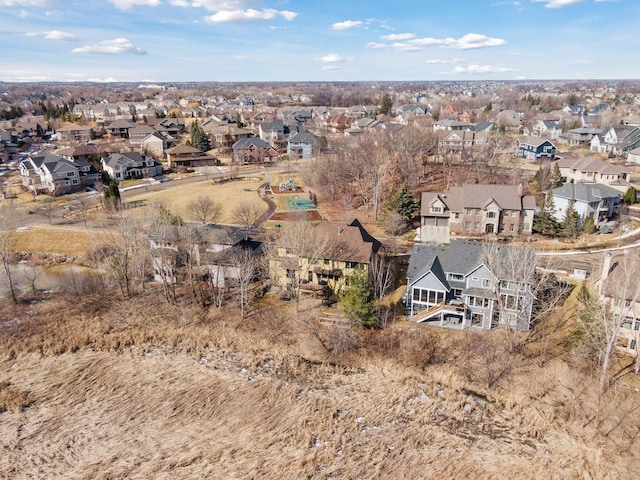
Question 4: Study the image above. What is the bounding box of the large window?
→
[486,211,496,219]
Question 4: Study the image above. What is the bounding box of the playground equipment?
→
[279,177,296,192]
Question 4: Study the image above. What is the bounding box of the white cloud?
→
[410,33,506,49]
[393,42,421,52]
[170,0,190,5]
[332,20,363,31]
[0,0,47,5]
[87,77,118,82]
[191,0,258,10]
[367,42,387,49]
[425,58,463,64]
[380,33,415,41]
[322,65,340,71]
[319,53,353,63]
[452,64,517,74]
[204,8,297,23]
[532,0,583,7]
[72,38,147,55]
[107,0,160,9]
[25,30,79,41]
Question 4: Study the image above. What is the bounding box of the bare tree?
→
[481,242,570,352]
[230,247,258,319]
[23,263,40,295]
[264,220,330,312]
[76,193,96,228]
[0,204,17,304]
[38,196,57,225]
[381,211,407,255]
[232,200,263,240]
[189,196,223,224]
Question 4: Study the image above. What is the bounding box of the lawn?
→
[124,177,268,224]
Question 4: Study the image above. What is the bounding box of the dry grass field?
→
[124,177,268,225]
[1,289,639,479]
[9,225,94,257]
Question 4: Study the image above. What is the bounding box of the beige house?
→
[269,219,381,298]
[165,144,218,170]
[556,156,631,193]
[56,124,93,143]
[419,184,536,244]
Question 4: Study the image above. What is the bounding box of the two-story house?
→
[287,132,321,159]
[106,119,137,138]
[56,124,93,144]
[165,144,219,170]
[548,183,621,226]
[269,219,381,298]
[532,120,562,140]
[593,126,640,157]
[418,184,536,244]
[598,254,640,356]
[101,152,162,181]
[232,137,278,165]
[405,240,534,331]
[556,156,631,192]
[514,136,556,162]
[19,154,86,195]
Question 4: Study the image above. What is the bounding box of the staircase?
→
[413,302,465,324]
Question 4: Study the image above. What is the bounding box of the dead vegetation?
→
[1,290,639,479]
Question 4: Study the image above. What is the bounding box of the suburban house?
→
[127,125,158,147]
[269,219,382,298]
[141,132,171,157]
[514,136,556,162]
[324,114,352,133]
[287,132,321,159]
[548,183,621,226]
[258,120,286,144]
[56,144,101,164]
[558,127,602,147]
[432,119,472,132]
[438,130,487,154]
[418,184,536,244]
[232,137,278,164]
[101,152,163,181]
[626,146,640,166]
[592,126,640,157]
[556,156,631,192]
[405,240,534,331]
[56,124,93,143]
[107,119,137,138]
[149,224,254,288]
[203,122,252,152]
[165,144,218,170]
[532,120,562,140]
[598,253,640,356]
[19,154,97,195]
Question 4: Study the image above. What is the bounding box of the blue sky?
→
[0,0,637,82]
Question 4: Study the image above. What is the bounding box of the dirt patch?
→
[269,210,323,222]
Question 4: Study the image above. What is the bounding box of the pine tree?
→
[562,199,580,239]
[103,180,121,211]
[385,183,419,222]
[622,186,637,205]
[533,194,559,235]
[188,120,211,152]
[552,162,562,188]
[380,93,393,116]
[340,270,378,328]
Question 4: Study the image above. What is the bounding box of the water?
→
[0,263,104,298]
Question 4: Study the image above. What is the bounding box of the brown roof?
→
[316,219,381,264]
[165,144,202,155]
[424,184,535,213]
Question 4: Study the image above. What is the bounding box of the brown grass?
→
[124,177,268,224]
[0,291,639,478]
[9,225,94,256]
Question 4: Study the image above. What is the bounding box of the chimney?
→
[338,227,343,236]
[599,252,613,294]
[517,183,524,197]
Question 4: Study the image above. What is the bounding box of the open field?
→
[124,177,268,224]
[9,225,94,257]
[0,291,639,478]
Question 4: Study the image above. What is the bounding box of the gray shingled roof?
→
[407,240,485,285]
[551,183,622,202]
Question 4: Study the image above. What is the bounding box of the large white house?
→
[548,183,621,226]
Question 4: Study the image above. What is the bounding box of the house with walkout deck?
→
[405,240,534,331]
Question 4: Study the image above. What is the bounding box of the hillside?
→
[0,290,639,479]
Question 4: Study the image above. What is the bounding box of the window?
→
[431,206,442,213]
[453,288,463,297]
[474,222,480,231]
[66,171,75,177]
[466,208,472,215]
[509,224,515,232]
[72,179,79,185]
[324,259,330,266]
[465,222,471,231]
[631,339,637,350]
[482,278,492,288]
[448,273,464,281]
[486,211,496,219]
[453,212,460,220]
[345,261,357,269]
[511,211,517,217]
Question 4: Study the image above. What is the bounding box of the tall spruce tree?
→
[562,199,580,239]
[533,194,559,235]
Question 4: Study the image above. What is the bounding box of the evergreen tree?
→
[188,120,211,152]
[103,180,121,211]
[552,162,562,188]
[562,199,580,239]
[385,183,419,222]
[622,186,637,205]
[582,216,596,235]
[340,270,378,328]
[533,194,559,235]
[380,93,393,116]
